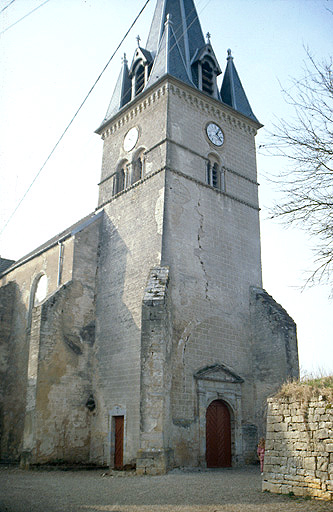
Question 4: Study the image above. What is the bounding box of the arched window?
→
[206,157,224,191]
[191,49,220,99]
[129,48,153,100]
[132,150,144,185]
[27,273,48,335]
[34,274,48,306]
[113,162,127,196]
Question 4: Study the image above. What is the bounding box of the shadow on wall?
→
[92,212,142,468]
[0,281,27,462]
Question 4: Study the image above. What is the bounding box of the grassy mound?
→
[276,375,333,402]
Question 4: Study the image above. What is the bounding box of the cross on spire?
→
[136,35,141,47]
[206,32,211,44]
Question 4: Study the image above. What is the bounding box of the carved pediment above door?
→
[194,363,244,384]
[194,363,244,467]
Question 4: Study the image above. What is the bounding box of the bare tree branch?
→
[262,49,333,289]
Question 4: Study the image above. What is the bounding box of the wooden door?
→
[206,400,231,468]
[114,416,124,469]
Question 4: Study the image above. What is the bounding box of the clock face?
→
[206,122,224,147]
[123,127,139,152]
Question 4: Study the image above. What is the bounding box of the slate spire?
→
[102,53,131,124]
[145,13,194,89]
[146,0,205,67]
[220,49,260,124]
[98,2,260,127]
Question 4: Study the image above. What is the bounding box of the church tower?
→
[92,0,299,473]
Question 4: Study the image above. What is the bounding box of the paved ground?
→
[0,465,332,512]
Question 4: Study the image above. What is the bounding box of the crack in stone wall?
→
[195,200,209,300]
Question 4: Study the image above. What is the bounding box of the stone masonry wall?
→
[162,80,263,466]
[137,266,173,475]
[92,172,164,466]
[263,396,333,501]
[0,215,101,465]
[250,288,299,440]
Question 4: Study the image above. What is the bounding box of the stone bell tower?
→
[92,0,299,474]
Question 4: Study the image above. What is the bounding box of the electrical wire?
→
[0,0,16,15]
[0,0,51,36]
[0,0,151,238]
[1,0,213,238]
[103,0,213,123]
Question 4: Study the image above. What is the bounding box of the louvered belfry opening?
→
[206,400,232,468]
[135,64,145,95]
[202,61,214,95]
[212,163,219,188]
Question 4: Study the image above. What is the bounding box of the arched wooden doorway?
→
[206,400,231,467]
[114,416,124,469]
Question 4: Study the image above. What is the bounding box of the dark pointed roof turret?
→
[220,49,260,124]
[102,54,131,125]
[98,2,261,127]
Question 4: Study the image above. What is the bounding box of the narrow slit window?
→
[206,160,221,190]
[212,163,219,188]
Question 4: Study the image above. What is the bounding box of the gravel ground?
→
[0,465,332,512]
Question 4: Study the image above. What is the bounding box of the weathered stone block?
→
[316,469,328,481]
[280,484,293,494]
[262,481,281,493]
[314,428,329,440]
[317,457,328,471]
[304,456,316,470]
[324,443,333,453]
[291,415,304,423]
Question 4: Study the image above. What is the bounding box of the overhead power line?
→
[108,0,213,128]
[0,0,51,36]
[0,0,16,15]
[0,0,151,238]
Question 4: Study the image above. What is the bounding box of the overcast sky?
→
[0,0,332,375]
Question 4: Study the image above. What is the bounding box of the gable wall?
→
[0,218,101,464]
[0,238,74,462]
